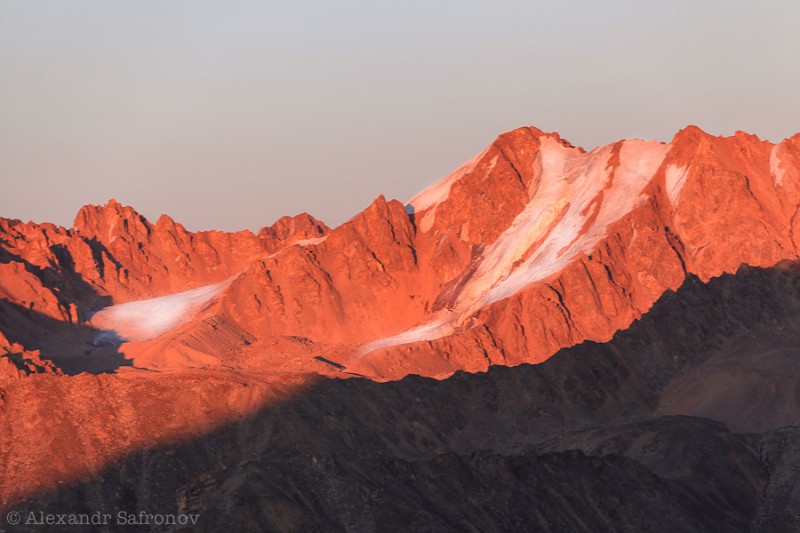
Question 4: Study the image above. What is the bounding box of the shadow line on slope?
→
[0,238,115,319]
[0,300,132,374]
[3,263,800,530]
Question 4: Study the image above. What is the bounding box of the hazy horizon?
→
[2,1,799,231]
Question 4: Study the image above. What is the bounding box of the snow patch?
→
[107,218,118,245]
[664,164,690,205]
[362,138,671,355]
[418,210,436,233]
[770,145,786,186]
[90,279,232,343]
[407,148,491,232]
[361,319,454,354]
[484,154,499,175]
[292,235,328,247]
[268,235,329,258]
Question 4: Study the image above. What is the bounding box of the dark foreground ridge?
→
[10,263,800,532]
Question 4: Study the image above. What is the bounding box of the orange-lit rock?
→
[2,125,800,504]
[4,126,800,379]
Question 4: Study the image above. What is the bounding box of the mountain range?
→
[1,125,799,531]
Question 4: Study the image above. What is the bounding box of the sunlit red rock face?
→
[348,127,800,377]
[1,201,327,314]
[1,125,800,506]
[211,125,800,379]
[2,126,800,380]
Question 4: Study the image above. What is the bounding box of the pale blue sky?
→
[2,1,799,231]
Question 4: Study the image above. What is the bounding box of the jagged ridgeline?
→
[1,126,800,531]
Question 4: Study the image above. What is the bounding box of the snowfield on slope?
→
[89,279,232,344]
[363,138,672,354]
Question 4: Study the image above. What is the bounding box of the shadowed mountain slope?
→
[5,263,800,532]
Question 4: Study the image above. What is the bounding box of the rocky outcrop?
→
[0,331,60,385]
[258,212,329,251]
